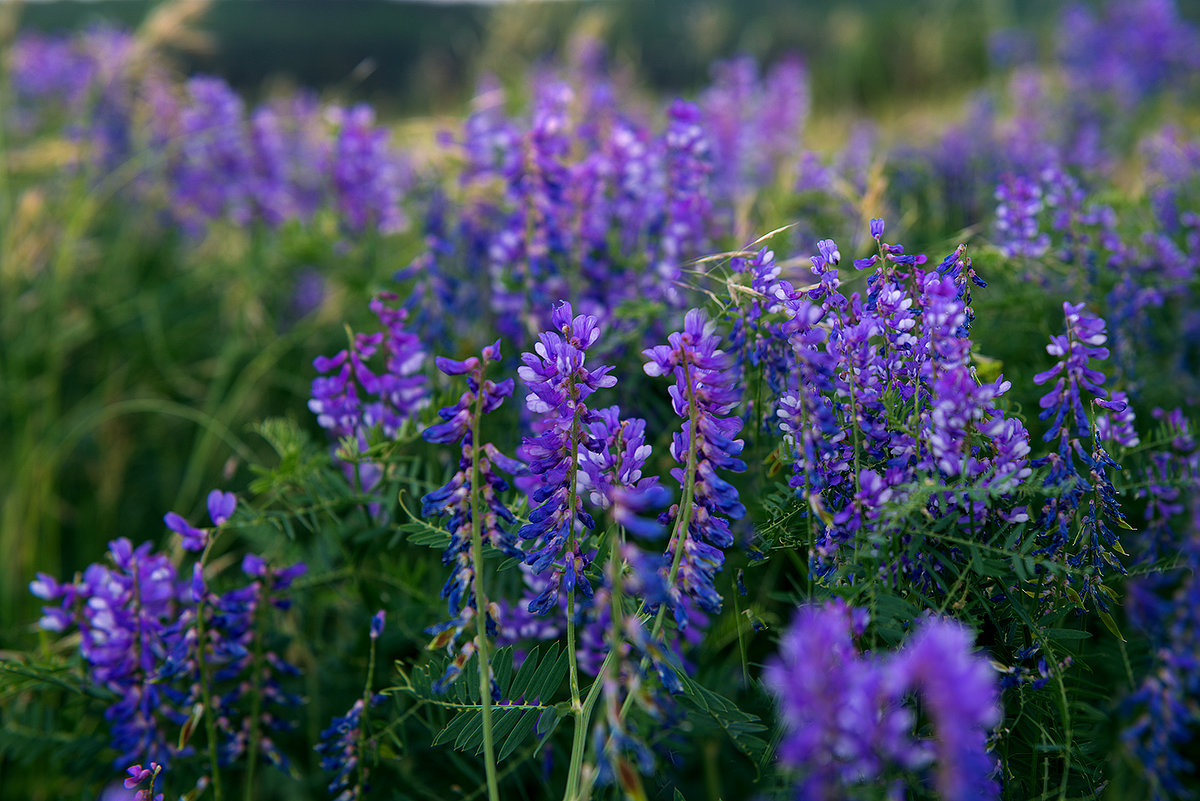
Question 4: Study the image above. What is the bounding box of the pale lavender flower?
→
[328,104,408,235]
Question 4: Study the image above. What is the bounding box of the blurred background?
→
[18,0,1197,116]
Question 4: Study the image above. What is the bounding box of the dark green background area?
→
[11,0,1149,113]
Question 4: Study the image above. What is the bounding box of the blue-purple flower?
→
[643,308,746,626]
[421,340,521,694]
[516,301,617,613]
[766,600,1001,801]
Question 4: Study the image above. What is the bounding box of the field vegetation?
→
[1,1,1198,800]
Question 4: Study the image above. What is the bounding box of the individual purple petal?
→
[164,512,207,552]
[206,490,236,527]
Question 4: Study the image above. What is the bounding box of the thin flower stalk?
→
[421,341,518,801]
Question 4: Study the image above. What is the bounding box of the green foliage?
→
[393,645,567,763]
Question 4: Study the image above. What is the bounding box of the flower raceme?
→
[421,340,521,694]
[310,293,428,442]
[1031,302,1132,607]
[643,307,747,626]
[315,613,388,801]
[31,490,303,777]
[516,301,616,614]
[1035,301,1111,443]
[770,227,1031,580]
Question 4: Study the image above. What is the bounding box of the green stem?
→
[565,381,584,708]
[562,373,588,800]
[563,698,591,801]
[195,538,224,801]
[356,628,380,798]
[659,356,702,639]
[242,587,266,801]
[617,357,701,726]
[567,647,619,801]
[468,382,501,801]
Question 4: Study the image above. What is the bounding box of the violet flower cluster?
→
[316,696,385,801]
[1058,0,1200,111]
[499,405,675,679]
[31,537,182,766]
[165,558,306,774]
[315,613,388,801]
[310,293,429,505]
[765,600,1001,801]
[516,301,616,614]
[1031,302,1131,606]
[9,37,411,239]
[31,491,305,776]
[643,308,747,626]
[165,83,409,236]
[652,100,715,308]
[992,163,1084,262]
[766,223,1030,582]
[1122,423,1200,800]
[1124,531,1200,800]
[310,293,428,442]
[700,56,809,224]
[8,25,141,169]
[421,341,521,694]
[405,64,729,350]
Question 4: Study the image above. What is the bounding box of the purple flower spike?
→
[327,104,408,235]
[517,300,617,611]
[767,601,1001,801]
[31,524,306,774]
[897,620,1002,801]
[316,694,386,800]
[994,173,1051,259]
[1034,301,1110,442]
[643,308,745,626]
[207,490,236,527]
[422,342,521,695]
[310,293,428,442]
